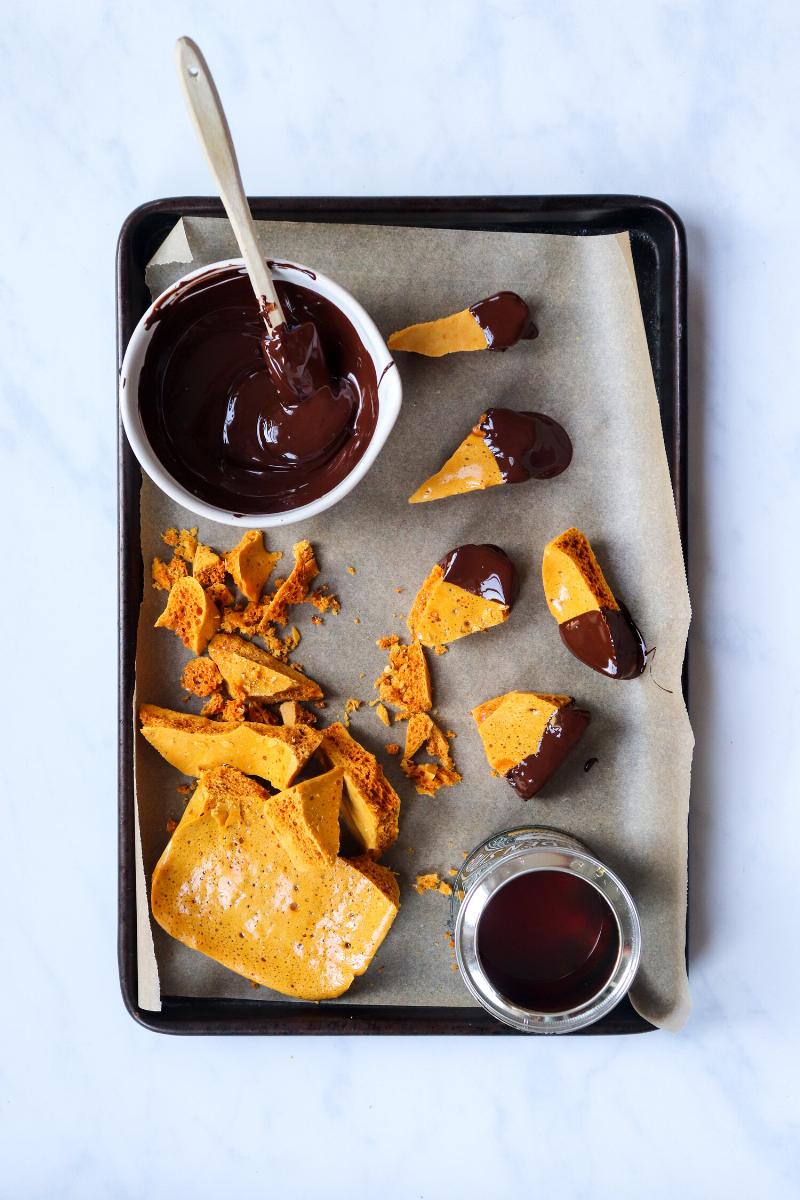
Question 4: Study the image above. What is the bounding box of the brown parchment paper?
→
[132,217,692,1029]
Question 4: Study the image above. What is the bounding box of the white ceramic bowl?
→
[119,258,401,528]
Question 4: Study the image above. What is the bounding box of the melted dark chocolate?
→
[438,543,518,607]
[138,264,378,514]
[506,703,590,799]
[479,407,572,482]
[559,605,646,680]
[469,291,538,350]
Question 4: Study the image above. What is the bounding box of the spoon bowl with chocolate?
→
[120,257,401,527]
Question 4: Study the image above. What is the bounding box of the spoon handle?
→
[175,36,286,332]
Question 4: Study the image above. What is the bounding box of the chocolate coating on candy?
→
[479,407,572,482]
[138,264,378,514]
[559,605,646,680]
[438,543,518,607]
[507,704,591,799]
[469,292,538,350]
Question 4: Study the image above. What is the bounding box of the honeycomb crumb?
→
[347,566,357,576]
[219,601,264,636]
[434,644,448,656]
[394,587,403,594]
[245,700,279,725]
[414,873,441,894]
[260,540,319,626]
[166,818,178,834]
[376,635,400,650]
[176,784,193,796]
[308,586,341,615]
[279,700,317,727]
[343,697,362,727]
[375,703,391,727]
[354,617,361,625]
[386,743,401,755]
[311,615,324,626]
[200,693,225,718]
[205,582,235,609]
[375,640,432,714]
[400,713,461,797]
[180,657,223,698]
[448,868,458,877]
[162,526,198,561]
[193,543,226,588]
[152,555,188,591]
[219,697,247,722]
[438,881,453,896]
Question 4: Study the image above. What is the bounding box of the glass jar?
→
[450,826,642,1034]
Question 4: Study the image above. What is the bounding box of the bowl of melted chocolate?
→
[120,259,401,525]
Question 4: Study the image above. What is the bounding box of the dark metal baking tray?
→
[118,195,687,1035]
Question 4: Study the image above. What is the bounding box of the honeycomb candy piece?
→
[154,576,220,655]
[388,292,535,357]
[407,543,516,647]
[260,540,320,626]
[225,530,282,602]
[138,704,322,790]
[542,528,646,680]
[266,767,343,871]
[193,543,226,588]
[409,424,503,504]
[318,722,400,856]
[471,690,590,799]
[151,766,398,1000]
[207,633,322,702]
[375,641,432,713]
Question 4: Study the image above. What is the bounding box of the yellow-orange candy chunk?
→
[207,632,322,702]
[542,527,618,623]
[225,530,282,602]
[154,576,220,655]
[266,767,343,871]
[407,564,508,647]
[409,424,503,504]
[151,766,398,1000]
[138,704,322,790]
[388,307,488,356]
[319,722,401,856]
[472,691,571,776]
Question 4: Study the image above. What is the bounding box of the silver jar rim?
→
[451,827,642,1034]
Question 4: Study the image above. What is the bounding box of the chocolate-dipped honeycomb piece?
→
[388,292,537,357]
[407,544,518,647]
[472,691,590,799]
[409,407,572,504]
[542,528,646,680]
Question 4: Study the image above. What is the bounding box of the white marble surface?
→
[1,0,798,1195]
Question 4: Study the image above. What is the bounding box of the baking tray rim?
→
[117,193,688,1036]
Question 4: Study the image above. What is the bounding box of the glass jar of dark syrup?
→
[451,828,642,1033]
